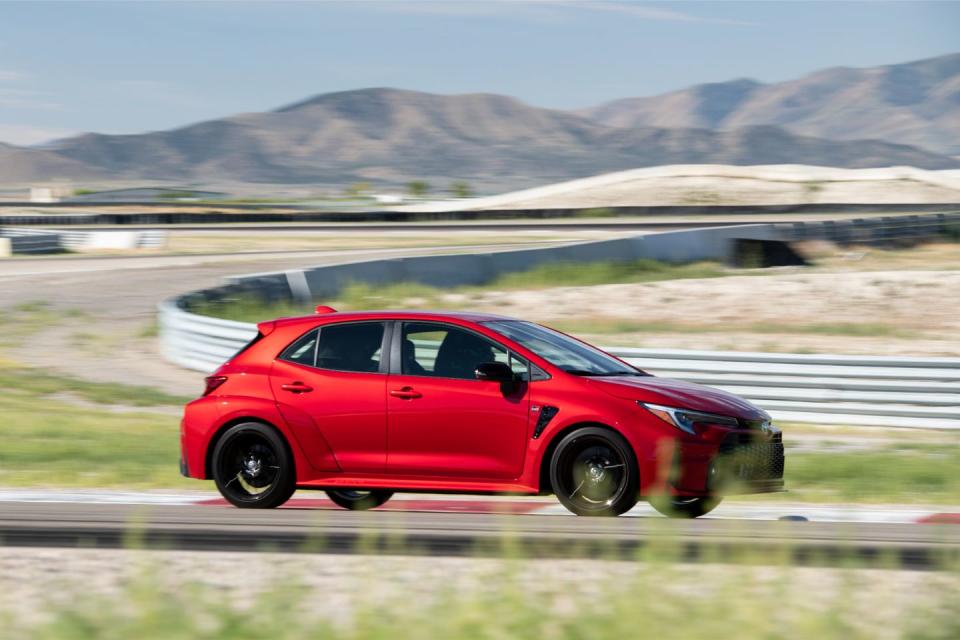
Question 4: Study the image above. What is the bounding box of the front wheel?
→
[212,422,296,509]
[326,489,394,511]
[649,495,722,519]
[550,427,639,517]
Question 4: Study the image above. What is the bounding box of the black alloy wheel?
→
[212,422,296,509]
[550,427,639,517]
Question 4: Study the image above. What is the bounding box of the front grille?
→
[718,434,785,482]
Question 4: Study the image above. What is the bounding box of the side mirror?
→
[475,361,515,382]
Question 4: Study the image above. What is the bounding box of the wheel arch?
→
[536,421,636,494]
[204,417,296,480]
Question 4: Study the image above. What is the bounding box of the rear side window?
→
[279,329,319,366]
[317,322,385,373]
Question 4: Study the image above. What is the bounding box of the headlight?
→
[639,402,738,435]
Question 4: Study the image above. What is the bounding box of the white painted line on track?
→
[0,489,955,524]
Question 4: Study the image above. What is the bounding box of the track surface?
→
[1,498,956,569]
[28,221,741,232]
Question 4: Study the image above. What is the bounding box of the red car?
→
[180,309,784,518]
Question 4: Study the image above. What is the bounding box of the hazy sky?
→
[0,0,957,145]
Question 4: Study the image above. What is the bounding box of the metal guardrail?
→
[0,227,168,253]
[0,228,62,254]
[158,300,960,429]
[158,214,960,429]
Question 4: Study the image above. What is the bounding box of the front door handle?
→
[390,387,422,399]
[281,381,313,394]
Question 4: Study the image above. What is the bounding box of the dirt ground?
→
[453,269,960,355]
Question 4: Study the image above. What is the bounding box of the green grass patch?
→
[190,295,311,323]
[745,322,918,338]
[0,301,89,348]
[0,366,189,407]
[782,444,960,503]
[138,319,159,338]
[0,392,187,488]
[0,363,189,486]
[490,259,728,289]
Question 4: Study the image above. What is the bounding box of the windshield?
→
[483,320,645,377]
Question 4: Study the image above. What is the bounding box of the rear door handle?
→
[390,387,422,399]
[281,381,313,394]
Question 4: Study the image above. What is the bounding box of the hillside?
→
[0,64,960,192]
[582,52,960,156]
[397,165,960,212]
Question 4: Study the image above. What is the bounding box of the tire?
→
[212,422,296,509]
[649,495,722,519]
[325,489,394,511]
[550,427,639,517]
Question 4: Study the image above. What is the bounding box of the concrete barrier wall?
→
[296,223,783,298]
[3,203,959,226]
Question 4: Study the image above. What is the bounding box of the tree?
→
[407,180,430,198]
[449,181,473,198]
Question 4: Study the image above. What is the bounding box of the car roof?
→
[271,309,520,328]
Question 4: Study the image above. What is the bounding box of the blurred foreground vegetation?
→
[5,552,958,639]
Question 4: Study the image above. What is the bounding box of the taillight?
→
[203,376,228,396]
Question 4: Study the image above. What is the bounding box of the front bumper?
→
[671,430,786,496]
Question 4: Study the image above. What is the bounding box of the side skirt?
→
[296,475,539,495]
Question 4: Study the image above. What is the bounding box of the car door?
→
[386,321,530,480]
[270,321,389,474]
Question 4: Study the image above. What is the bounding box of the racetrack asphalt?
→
[1,495,956,569]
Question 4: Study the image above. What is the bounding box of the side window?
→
[279,328,319,366]
[508,353,529,378]
[402,322,515,380]
[316,322,385,373]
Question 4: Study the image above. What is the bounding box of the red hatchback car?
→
[181,310,784,518]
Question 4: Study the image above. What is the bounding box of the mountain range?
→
[0,52,957,190]
[581,52,960,157]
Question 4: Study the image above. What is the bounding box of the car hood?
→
[588,375,767,420]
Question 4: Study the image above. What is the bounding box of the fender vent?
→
[533,405,559,439]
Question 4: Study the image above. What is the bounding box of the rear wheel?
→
[212,422,296,509]
[550,427,638,517]
[649,495,722,519]
[326,489,394,511]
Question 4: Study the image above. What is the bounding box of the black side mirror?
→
[475,361,515,382]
